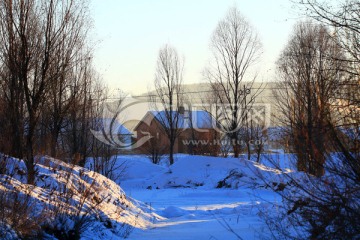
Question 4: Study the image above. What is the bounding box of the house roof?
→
[91,118,132,148]
[94,118,132,135]
[151,110,215,129]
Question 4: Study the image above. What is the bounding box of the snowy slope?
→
[0,155,162,239]
[1,153,297,239]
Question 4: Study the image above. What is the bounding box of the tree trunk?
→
[25,120,36,185]
[233,137,240,158]
[169,140,175,165]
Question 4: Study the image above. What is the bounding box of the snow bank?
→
[0,155,162,239]
[114,154,295,191]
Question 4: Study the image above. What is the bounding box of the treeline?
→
[265,1,360,238]
[0,0,111,184]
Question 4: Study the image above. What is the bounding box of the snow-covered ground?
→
[107,154,293,240]
[0,153,294,239]
[127,188,274,239]
[0,155,160,239]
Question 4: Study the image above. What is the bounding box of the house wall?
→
[134,117,220,155]
[177,129,220,155]
[135,117,170,155]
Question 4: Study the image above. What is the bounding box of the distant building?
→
[143,82,279,126]
[134,110,220,155]
[91,118,133,150]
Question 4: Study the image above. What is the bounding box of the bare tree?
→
[249,118,267,163]
[153,44,184,165]
[144,130,166,164]
[260,3,360,237]
[298,1,360,70]
[274,21,345,176]
[62,59,103,166]
[296,1,360,116]
[0,0,92,184]
[204,6,263,158]
[45,25,90,158]
[262,18,360,238]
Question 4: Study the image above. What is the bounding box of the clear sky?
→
[90,0,301,96]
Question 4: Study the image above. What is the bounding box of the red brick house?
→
[134,110,219,156]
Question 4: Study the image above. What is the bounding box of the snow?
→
[1,152,295,239]
[0,155,161,239]
[123,187,278,239]
[106,154,289,239]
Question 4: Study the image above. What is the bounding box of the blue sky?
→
[90,0,301,96]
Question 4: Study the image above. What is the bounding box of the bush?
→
[42,164,111,239]
[259,153,360,239]
[0,179,43,239]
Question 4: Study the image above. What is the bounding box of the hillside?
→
[0,155,162,239]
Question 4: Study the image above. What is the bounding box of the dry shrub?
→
[0,180,44,239]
